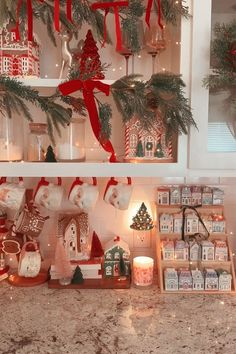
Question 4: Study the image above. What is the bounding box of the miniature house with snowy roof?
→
[124,116,173,162]
[58,213,90,262]
[104,236,130,277]
[164,268,178,291]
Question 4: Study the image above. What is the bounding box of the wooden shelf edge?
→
[48,277,131,289]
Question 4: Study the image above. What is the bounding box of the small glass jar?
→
[56,117,85,162]
[0,114,24,161]
[28,123,49,161]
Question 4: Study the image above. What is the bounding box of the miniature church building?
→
[104,236,130,277]
[124,116,173,162]
[164,268,178,291]
[191,269,204,291]
[0,21,40,77]
[58,213,90,261]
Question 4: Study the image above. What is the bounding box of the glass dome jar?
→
[0,114,24,161]
[56,117,85,162]
[28,123,49,161]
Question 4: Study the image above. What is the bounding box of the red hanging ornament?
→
[145,0,163,30]
[91,1,129,51]
[90,231,104,258]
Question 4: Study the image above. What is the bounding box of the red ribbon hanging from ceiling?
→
[58,80,117,163]
[91,1,129,51]
[145,0,163,29]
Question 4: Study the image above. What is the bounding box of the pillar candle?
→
[133,256,154,287]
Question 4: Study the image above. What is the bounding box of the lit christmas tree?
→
[130,202,154,231]
[136,140,144,157]
[154,142,164,158]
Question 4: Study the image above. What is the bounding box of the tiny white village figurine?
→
[157,187,170,205]
[202,187,213,205]
[159,213,173,233]
[214,240,228,261]
[175,240,189,261]
[199,214,213,234]
[218,270,232,291]
[189,241,201,261]
[178,268,192,291]
[170,186,181,205]
[205,269,218,290]
[181,186,192,205]
[191,269,204,291]
[162,240,175,260]
[202,241,215,261]
[104,236,130,277]
[164,268,178,291]
[191,186,202,206]
[185,212,199,234]
[212,215,225,233]
[212,188,224,205]
[173,213,182,233]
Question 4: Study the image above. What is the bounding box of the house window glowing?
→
[21,57,28,73]
[3,57,10,72]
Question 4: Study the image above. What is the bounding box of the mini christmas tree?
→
[136,140,144,157]
[90,231,104,258]
[130,202,154,231]
[79,30,105,80]
[71,266,84,284]
[154,142,164,158]
[45,145,57,162]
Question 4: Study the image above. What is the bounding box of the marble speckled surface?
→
[1,283,236,354]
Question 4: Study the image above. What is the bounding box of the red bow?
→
[145,0,163,29]
[58,80,117,163]
[91,1,129,51]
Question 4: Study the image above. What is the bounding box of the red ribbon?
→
[91,1,129,51]
[54,0,73,32]
[58,80,117,163]
[145,0,163,30]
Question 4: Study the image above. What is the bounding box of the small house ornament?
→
[0,21,40,77]
[205,269,218,290]
[202,241,215,261]
[157,187,170,205]
[191,269,204,291]
[218,270,232,291]
[174,240,189,261]
[178,268,193,291]
[214,240,228,261]
[199,214,213,234]
[181,186,192,205]
[185,212,199,234]
[162,240,175,260]
[173,213,183,233]
[202,187,213,205]
[212,188,224,205]
[212,215,225,233]
[191,186,202,206]
[170,186,181,205]
[189,241,201,261]
[164,268,178,291]
[104,236,130,277]
[159,213,173,233]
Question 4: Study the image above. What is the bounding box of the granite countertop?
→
[1,282,236,354]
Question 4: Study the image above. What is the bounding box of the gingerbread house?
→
[58,213,90,261]
[124,115,173,162]
[0,21,40,77]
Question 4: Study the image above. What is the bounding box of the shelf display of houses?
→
[173,213,183,233]
[214,240,228,261]
[124,116,173,162]
[157,187,170,205]
[212,215,226,233]
[162,240,175,260]
[170,186,181,205]
[202,241,215,261]
[178,268,192,291]
[164,268,178,291]
[218,270,232,291]
[0,21,40,77]
[159,213,173,233]
[191,186,202,206]
[204,269,218,290]
[175,240,189,261]
[189,241,201,261]
[212,188,224,205]
[202,187,213,205]
[58,213,90,261]
[181,186,192,205]
[185,212,199,234]
[104,236,130,277]
[191,269,204,291]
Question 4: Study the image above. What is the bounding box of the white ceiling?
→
[212,0,236,13]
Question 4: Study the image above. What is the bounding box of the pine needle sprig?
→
[97,102,112,141]
[161,0,190,25]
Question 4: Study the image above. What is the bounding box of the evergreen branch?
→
[98,102,112,140]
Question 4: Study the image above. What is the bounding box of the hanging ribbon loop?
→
[145,0,163,30]
[91,1,129,52]
[58,80,117,163]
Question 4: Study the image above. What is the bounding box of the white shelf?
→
[19,78,115,87]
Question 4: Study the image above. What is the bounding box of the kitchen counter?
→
[0,282,236,354]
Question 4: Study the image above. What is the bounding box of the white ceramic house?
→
[212,215,226,233]
[162,240,175,260]
[181,186,192,205]
[189,241,201,261]
[212,188,224,205]
[191,269,204,291]
[185,212,199,234]
[201,241,215,261]
[157,187,170,205]
[191,186,202,206]
[164,268,178,291]
[170,186,181,205]
[218,271,232,291]
[214,240,228,261]
[205,269,218,290]
[159,213,173,233]
[178,268,192,291]
[175,240,189,261]
[173,213,183,233]
[202,187,213,205]
[199,214,213,234]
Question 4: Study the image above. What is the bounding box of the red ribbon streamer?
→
[58,80,117,163]
[145,0,163,30]
[55,0,73,32]
[66,0,73,23]
[91,1,129,52]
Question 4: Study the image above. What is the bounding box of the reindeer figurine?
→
[59,30,73,79]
